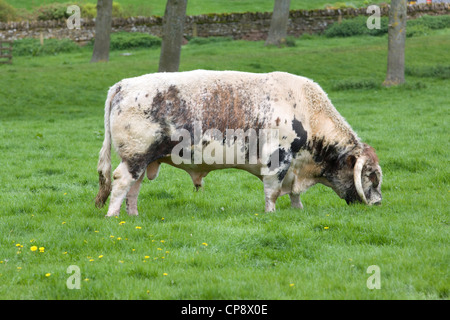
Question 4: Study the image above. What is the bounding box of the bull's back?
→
[116,70,306,131]
[110,70,311,165]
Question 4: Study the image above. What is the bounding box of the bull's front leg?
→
[261,146,292,212]
[263,175,282,212]
[289,193,303,209]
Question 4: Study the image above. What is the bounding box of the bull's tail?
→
[95,84,119,208]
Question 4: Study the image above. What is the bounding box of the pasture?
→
[0,28,449,299]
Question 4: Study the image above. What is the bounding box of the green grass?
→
[9,0,375,16]
[0,29,449,299]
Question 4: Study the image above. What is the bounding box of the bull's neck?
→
[305,117,362,175]
[306,100,361,157]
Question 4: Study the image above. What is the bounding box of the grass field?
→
[9,0,374,15]
[0,28,449,299]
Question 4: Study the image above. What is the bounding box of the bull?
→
[95,70,382,217]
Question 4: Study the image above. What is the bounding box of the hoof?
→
[105,211,120,218]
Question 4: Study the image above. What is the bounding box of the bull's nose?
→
[373,200,382,206]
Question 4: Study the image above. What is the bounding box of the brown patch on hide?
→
[200,83,270,133]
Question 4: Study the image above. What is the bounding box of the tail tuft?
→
[95,171,111,208]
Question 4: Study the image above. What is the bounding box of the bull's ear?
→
[346,155,357,169]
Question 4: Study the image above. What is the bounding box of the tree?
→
[158,0,188,72]
[91,0,113,63]
[383,0,407,87]
[265,0,291,47]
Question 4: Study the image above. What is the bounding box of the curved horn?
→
[354,156,368,204]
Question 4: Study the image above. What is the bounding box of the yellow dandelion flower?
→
[160,240,165,243]
[117,237,122,241]
[163,273,168,276]
[289,283,295,287]
[39,247,45,253]
[324,226,329,230]
[98,255,104,259]
[45,273,51,277]
[119,221,126,225]
[63,252,68,255]
[15,243,21,247]
[89,259,94,262]
[202,242,208,246]
[110,235,115,238]
[161,217,165,221]
[144,256,150,259]
[135,226,142,230]
[62,221,66,225]
[30,246,38,252]
[157,248,162,251]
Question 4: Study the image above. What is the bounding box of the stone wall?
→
[0,3,448,43]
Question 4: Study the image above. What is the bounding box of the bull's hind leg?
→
[125,172,145,216]
[106,161,145,217]
[124,161,160,216]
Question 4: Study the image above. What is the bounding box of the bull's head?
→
[346,144,382,206]
[352,151,382,206]
[324,144,382,206]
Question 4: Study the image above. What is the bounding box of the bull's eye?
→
[369,172,379,188]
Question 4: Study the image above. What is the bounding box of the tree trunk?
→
[158,0,188,72]
[91,0,113,63]
[383,0,407,87]
[265,0,291,47]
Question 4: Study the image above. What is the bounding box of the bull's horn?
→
[354,156,368,204]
